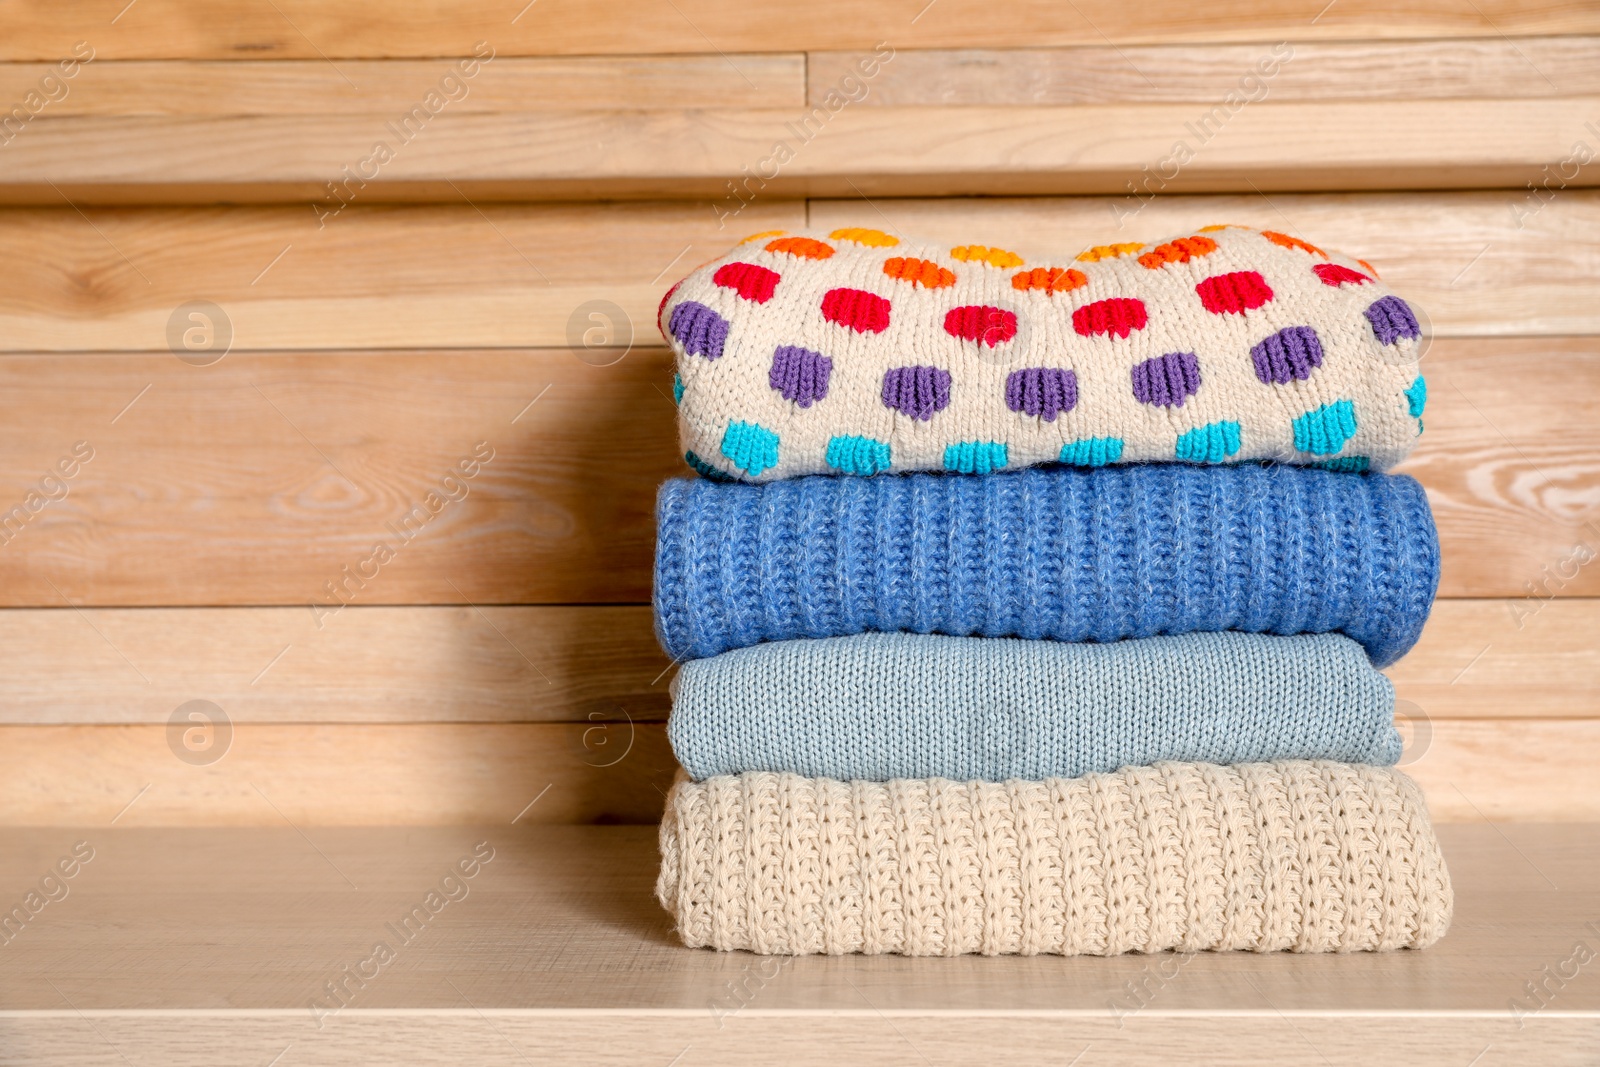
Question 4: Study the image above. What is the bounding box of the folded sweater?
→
[654,463,1439,667]
[657,762,1453,956]
[668,631,1400,782]
[660,224,1426,482]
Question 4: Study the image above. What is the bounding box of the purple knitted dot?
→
[769,345,833,408]
[1365,295,1421,346]
[668,301,730,361]
[1131,351,1201,408]
[1251,326,1325,385]
[1004,367,1078,422]
[881,365,952,421]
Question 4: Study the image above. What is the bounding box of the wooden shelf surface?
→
[1,823,1597,1064]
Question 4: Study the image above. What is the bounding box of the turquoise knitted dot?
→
[720,421,780,477]
[943,441,1008,474]
[826,435,892,475]
[1313,456,1370,473]
[1059,436,1124,467]
[1405,376,1426,418]
[1293,400,1358,456]
[672,373,685,404]
[1175,421,1241,464]
[684,450,733,481]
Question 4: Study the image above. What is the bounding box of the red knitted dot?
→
[820,288,891,333]
[1312,263,1372,287]
[656,280,682,340]
[943,305,1018,347]
[1196,271,1274,315]
[1071,297,1148,338]
[713,261,781,303]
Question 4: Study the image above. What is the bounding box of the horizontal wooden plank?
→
[0,349,679,606]
[810,38,1600,104]
[809,192,1600,337]
[1389,600,1600,718]
[8,1013,1596,1067]
[0,339,1594,605]
[3,1,1594,60]
[5,98,1596,202]
[0,830,1596,1067]
[0,599,1594,724]
[0,55,804,114]
[0,201,803,352]
[0,717,1596,824]
[2,194,1593,355]
[0,606,672,724]
[0,723,675,825]
[1403,340,1600,599]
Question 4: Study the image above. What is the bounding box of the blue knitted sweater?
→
[668,631,1401,781]
[654,464,1437,667]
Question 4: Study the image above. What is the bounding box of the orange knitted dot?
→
[883,256,956,289]
[1358,259,1381,279]
[1137,236,1219,270]
[1076,243,1144,263]
[1198,224,1236,233]
[831,227,900,248]
[1011,266,1088,294]
[765,236,835,260]
[741,230,785,244]
[1262,231,1326,258]
[950,245,1024,268]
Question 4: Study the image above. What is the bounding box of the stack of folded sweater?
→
[651,224,1453,956]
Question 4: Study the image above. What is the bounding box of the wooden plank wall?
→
[1,4,1596,824]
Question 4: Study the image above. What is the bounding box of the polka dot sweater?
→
[660,225,1426,482]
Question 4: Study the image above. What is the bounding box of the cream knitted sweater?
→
[657,761,1452,956]
[660,225,1426,480]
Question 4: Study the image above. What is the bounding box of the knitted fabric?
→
[668,631,1401,782]
[660,225,1425,481]
[654,464,1439,668]
[656,761,1453,955]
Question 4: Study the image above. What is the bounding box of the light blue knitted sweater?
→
[668,630,1401,782]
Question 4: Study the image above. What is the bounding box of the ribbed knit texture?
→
[668,631,1400,781]
[656,761,1453,955]
[654,464,1438,668]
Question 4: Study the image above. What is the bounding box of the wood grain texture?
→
[0,606,673,724]
[1,195,1592,355]
[810,38,1600,104]
[0,723,675,826]
[1403,339,1600,599]
[809,191,1600,337]
[0,55,804,114]
[0,349,681,606]
[0,340,1595,606]
[3,0,1594,59]
[5,98,1597,202]
[0,825,1593,1067]
[3,1012,1595,1067]
[0,718,1597,824]
[1390,600,1600,719]
[0,201,802,352]
[0,599,1594,725]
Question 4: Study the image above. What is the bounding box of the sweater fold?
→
[668,631,1402,782]
[654,464,1439,667]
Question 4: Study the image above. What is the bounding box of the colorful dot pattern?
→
[661,225,1428,480]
